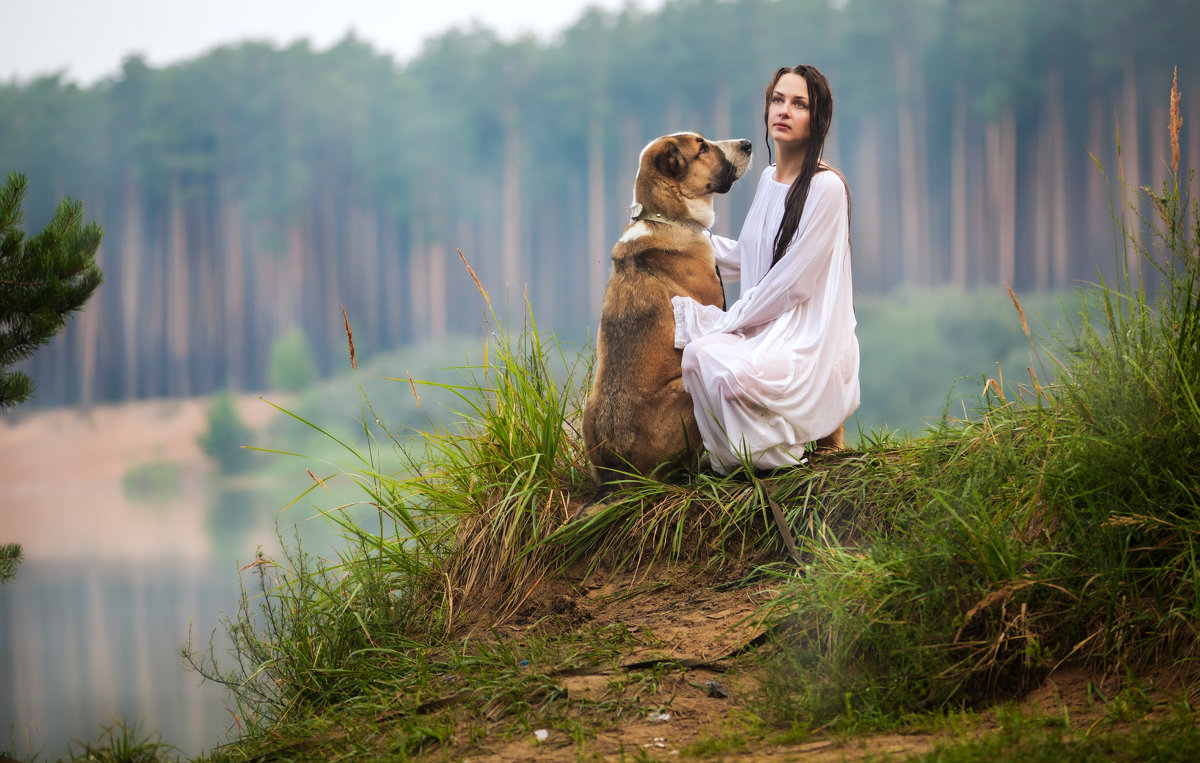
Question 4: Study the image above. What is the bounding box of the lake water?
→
[0,479,328,761]
[1,557,238,758]
[0,400,351,761]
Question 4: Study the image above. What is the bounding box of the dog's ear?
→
[654,142,686,179]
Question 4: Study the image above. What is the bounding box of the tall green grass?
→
[184,264,669,748]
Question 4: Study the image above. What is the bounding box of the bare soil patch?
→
[422,555,1146,762]
[420,560,1009,762]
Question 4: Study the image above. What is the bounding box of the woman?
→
[672,64,859,475]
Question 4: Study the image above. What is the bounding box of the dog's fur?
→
[581,131,752,498]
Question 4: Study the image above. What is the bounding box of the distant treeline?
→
[2,0,1197,407]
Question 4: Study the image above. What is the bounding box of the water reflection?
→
[0,441,331,761]
[1,558,236,758]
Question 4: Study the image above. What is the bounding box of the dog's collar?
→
[629,203,705,231]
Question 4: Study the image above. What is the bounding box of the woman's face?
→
[767,72,811,149]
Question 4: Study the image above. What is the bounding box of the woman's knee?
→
[684,338,748,388]
[682,334,733,371]
[681,339,716,378]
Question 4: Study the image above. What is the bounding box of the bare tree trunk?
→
[252,248,277,379]
[120,175,144,400]
[355,205,381,350]
[503,119,522,292]
[986,106,1017,286]
[1119,60,1143,280]
[145,205,168,396]
[409,226,430,341]
[1086,96,1112,279]
[535,189,559,323]
[1151,96,1170,193]
[619,115,640,219]
[381,213,403,346]
[854,115,884,292]
[429,241,447,341]
[284,223,305,331]
[950,84,968,288]
[457,219,480,329]
[587,121,607,325]
[1049,72,1070,290]
[192,199,220,393]
[318,189,341,370]
[968,126,987,287]
[221,192,246,390]
[1034,80,1053,292]
[913,64,931,282]
[894,45,929,285]
[167,178,191,397]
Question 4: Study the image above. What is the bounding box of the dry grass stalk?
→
[341,304,357,371]
[1147,71,1185,231]
[1170,67,1182,179]
[406,370,421,408]
[439,498,563,627]
[985,376,1004,401]
[458,249,491,309]
[1005,283,1031,339]
[954,580,1035,643]
[306,468,330,492]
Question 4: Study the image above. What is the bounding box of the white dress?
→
[672,166,860,474]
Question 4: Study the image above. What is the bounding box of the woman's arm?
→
[721,171,847,329]
[674,171,849,346]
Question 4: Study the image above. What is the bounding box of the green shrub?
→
[122,459,181,504]
[198,391,255,473]
[852,287,1077,436]
[269,328,317,393]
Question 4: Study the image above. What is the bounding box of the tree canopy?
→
[1,0,1196,407]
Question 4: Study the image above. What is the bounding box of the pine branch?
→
[0,542,22,584]
[0,172,104,412]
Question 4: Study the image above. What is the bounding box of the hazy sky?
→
[1,0,661,85]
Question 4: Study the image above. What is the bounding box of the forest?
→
[2,0,1198,408]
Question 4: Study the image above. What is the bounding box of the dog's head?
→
[634,132,752,228]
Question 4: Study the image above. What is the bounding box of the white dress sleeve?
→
[706,231,742,283]
[674,170,848,347]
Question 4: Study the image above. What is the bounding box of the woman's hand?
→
[672,295,727,349]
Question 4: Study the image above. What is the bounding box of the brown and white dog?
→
[579,132,752,510]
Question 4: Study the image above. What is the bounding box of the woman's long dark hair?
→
[764,64,834,267]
